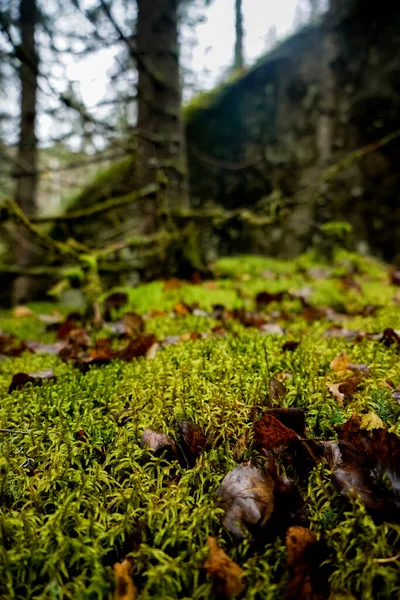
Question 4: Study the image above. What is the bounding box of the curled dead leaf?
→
[285,526,327,600]
[253,414,298,453]
[205,536,245,598]
[9,369,56,393]
[266,408,306,437]
[113,558,136,600]
[178,421,207,459]
[217,464,274,538]
[282,340,300,352]
[141,429,177,459]
[327,375,361,406]
[117,334,158,362]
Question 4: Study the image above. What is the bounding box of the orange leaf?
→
[205,537,245,598]
[113,559,136,600]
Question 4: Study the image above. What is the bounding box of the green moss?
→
[63,155,136,212]
[1,252,400,598]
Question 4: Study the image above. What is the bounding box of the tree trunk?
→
[234,0,244,70]
[12,0,39,304]
[135,0,189,233]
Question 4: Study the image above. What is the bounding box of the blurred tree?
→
[234,0,244,70]
[134,0,189,229]
[12,0,39,303]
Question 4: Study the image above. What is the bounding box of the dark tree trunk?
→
[135,0,189,233]
[12,0,39,304]
[234,0,244,70]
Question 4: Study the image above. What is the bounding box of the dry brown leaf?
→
[266,408,306,437]
[285,526,322,600]
[269,377,287,404]
[141,429,177,458]
[163,278,182,291]
[113,559,136,600]
[327,375,361,406]
[174,301,193,316]
[205,536,245,598]
[253,413,298,453]
[178,421,207,458]
[330,352,351,372]
[330,352,369,376]
[217,464,274,538]
[117,334,158,362]
[8,369,57,393]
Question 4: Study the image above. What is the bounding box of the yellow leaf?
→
[330,352,351,372]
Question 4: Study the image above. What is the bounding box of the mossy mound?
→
[1,251,400,599]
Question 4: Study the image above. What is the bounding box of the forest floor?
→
[1,249,400,600]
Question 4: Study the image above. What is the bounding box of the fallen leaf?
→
[324,326,360,340]
[253,414,299,453]
[302,306,327,321]
[266,408,306,437]
[26,340,67,355]
[327,376,361,406]
[9,369,56,393]
[330,352,351,372]
[340,275,363,294]
[269,377,287,405]
[123,312,145,337]
[285,526,328,600]
[104,292,128,321]
[255,291,285,306]
[282,340,300,352]
[380,328,400,347]
[217,464,274,537]
[141,429,177,459]
[55,313,83,339]
[146,342,160,359]
[331,416,400,518]
[174,302,192,316]
[205,537,245,598]
[259,323,285,336]
[180,332,203,342]
[330,352,369,376]
[0,333,27,357]
[163,278,181,291]
[113,558,136,600]
[233,309,267,329]
[117,334,158,362]
[13,305,34,318]
[289,286,313,306]
[178,421,207,460]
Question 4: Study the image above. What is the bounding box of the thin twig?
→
[0,428,31,435]
[375,554,400,564]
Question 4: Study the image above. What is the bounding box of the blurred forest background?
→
[0,0,399,306]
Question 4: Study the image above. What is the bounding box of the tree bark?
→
[234,0,244,70]
[135,0,189,233]
[12,0,39,304]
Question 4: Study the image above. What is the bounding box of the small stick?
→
[375,554,400,564]
[0,428,31,435]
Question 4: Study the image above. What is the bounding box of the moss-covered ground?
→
[1,250,400,599]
